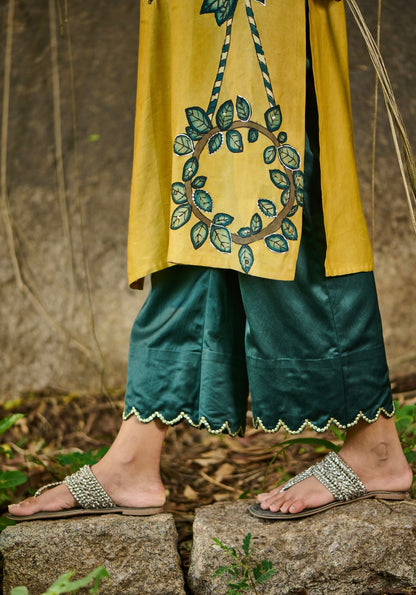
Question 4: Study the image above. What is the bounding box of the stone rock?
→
[188,499,416,595]
[0,513,185,595]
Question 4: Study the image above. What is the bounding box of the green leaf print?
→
[200,0,238,26]
[248,128,259,143]
[293,170,304,189]
[216,100,234,131]
[173,134,194,156]
[216,0,238,25]
[238,227,252,238]
[213,213,234,226]
[263,145,277,164]
[264,233,289,253]
[238,245,254,273]
[200,0,226,10]
[192,176,207,189]
[186,106,213,134]
[226,129,243,153]
[270,169,290,189]
[288,204,298,217]
[194,189,213,212]
[209,132,224,155]
[281,188,290,206]
[191,221,209,249]
[296,187,304,207]
[281,189,299,215]
[264,105,282,132]
[171,182,188,205]
[182,157,199,181]
[171,204,192,230]
[281,218,298,241]
[210,225,232,253]
[258,199,277,217]
[250,213,262,233]
[278,131,288,143]
[236,95,252,122]
[186,126,203,141]
[278,145,301,170]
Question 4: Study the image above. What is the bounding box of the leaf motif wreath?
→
[170,0,304,274]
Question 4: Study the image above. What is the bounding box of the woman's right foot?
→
[9,417,167,517]
[8,464,166,517]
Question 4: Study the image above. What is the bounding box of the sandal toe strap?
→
[281,451,366,502]
[64,465,117,509]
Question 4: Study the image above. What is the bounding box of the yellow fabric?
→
[128,0,373,289]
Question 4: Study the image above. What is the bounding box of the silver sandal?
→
[8,465,164,521]
[249,451,408,520]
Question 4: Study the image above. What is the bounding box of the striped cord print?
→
[206,18,233,119]
[244,0,276,108]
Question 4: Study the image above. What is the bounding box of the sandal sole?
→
[8,506,164,522]
[248,491,409,520]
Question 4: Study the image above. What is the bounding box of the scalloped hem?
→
[123,405,394,437]
[123,407,246,437]
[253,406,394,435]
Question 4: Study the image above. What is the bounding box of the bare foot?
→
[8,483,78,517]
[8,463,166,518]
[257,416,413,515]
[9,417,167,517]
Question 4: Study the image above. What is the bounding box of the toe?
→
[8,484,77,517]
[9,497,39,516]
[287,498,306,514]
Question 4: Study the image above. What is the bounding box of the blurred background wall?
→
[0,0,415,398]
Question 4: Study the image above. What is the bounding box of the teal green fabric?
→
[123,26,393,435]
[123,131,393,435]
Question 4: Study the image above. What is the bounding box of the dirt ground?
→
[1,381,415,581]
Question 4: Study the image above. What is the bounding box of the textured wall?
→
[0,0,415,397]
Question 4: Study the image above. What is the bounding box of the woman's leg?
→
[10,265,249,516]
[248,37,413,512]
[9,417,167,516]
[257,416,412,514]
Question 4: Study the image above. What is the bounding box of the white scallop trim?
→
[254,407,394,435]
[123,407,245,437]
[123,406,394,437]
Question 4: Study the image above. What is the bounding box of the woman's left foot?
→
[257,417,413,515]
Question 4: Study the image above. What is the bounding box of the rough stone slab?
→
[188,499,416,595]
[0,513,185,595]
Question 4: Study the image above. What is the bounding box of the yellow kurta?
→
[128,0,373,289]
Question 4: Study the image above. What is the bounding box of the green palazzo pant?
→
[123,30,393,436]
[123,124,393,435]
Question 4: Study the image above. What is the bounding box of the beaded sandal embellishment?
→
[8,465,164,521]
[249,451,408,520]
[280,451,366,502]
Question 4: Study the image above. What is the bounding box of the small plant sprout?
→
[213,532,275,594]
[10,566,110,595]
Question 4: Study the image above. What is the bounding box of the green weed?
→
[10,566,109,594]
[213,532,275,595]
[54,447,109,475]
[394,401,416,464]
[0,414,28,525]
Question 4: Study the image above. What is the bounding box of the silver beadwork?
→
[34,465,117,510]
[35,481,63,498]
[281,451,366,502]
[64,465,117,509]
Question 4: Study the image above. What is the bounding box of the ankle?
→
[371,440,389,462]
